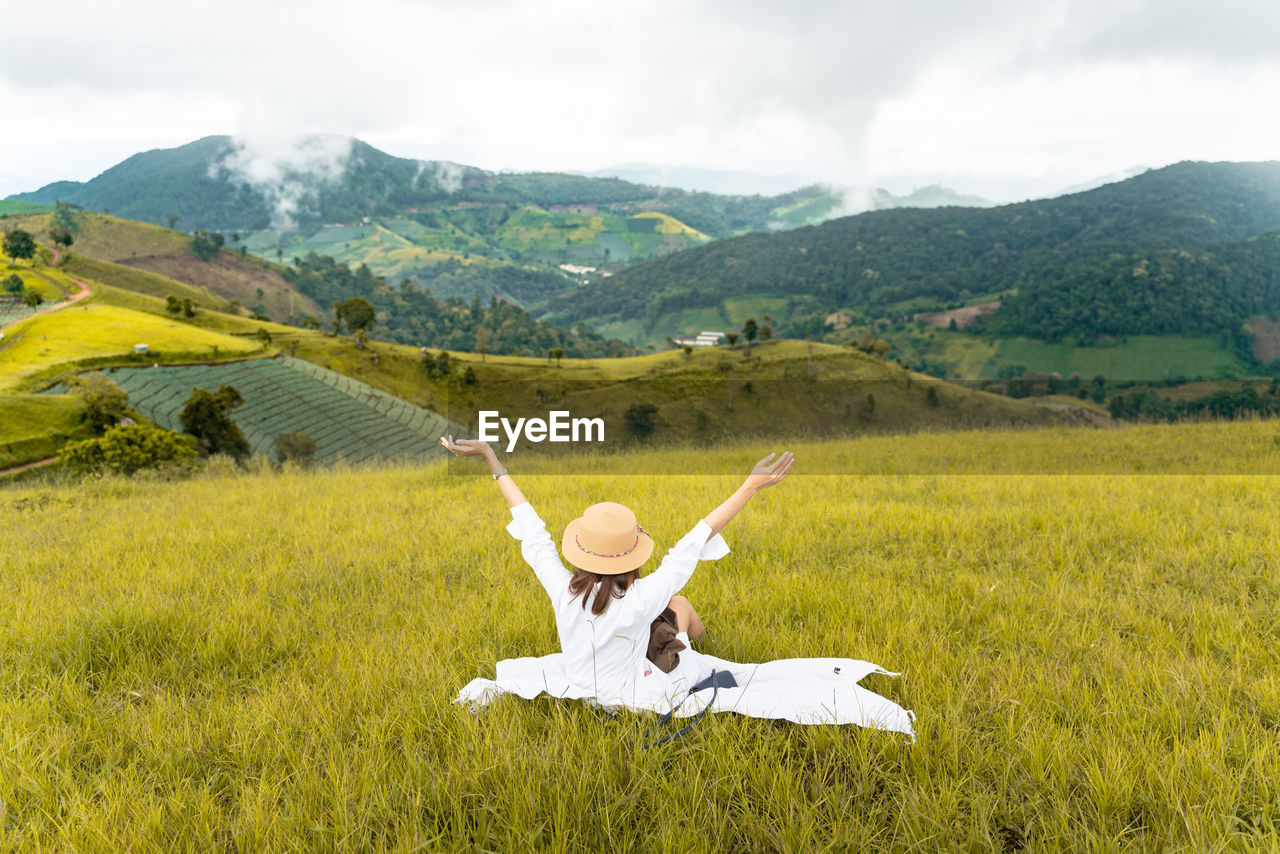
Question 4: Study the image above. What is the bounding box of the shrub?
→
[273,432,318,466]
[624,403,658,438]
[60,423,198,476]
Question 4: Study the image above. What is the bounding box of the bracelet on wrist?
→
[492,467,508,480]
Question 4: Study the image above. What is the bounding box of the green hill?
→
[541,161,1280,370]
[5,210,323,322]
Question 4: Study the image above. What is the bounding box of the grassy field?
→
[5,211,190,261]
[887,328,1254,382]
[0,303,262,391]
[1,421,1277,850]
[0,393,90,468]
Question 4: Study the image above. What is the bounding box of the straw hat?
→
[561,502,654,574]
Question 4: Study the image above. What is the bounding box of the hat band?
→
[574,525,649,559]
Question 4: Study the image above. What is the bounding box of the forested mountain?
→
[542,161,1280,347]
[7,136,842,238]
[991,231,1280,344]
[8,136,1007,311]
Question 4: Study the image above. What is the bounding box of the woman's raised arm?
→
[439,435,527,507]
[702,450,794,539]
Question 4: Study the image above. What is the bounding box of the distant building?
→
[672,330,725,348]
[134,343,150,354]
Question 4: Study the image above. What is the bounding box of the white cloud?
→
[214,134,354,228]
[3,0,1279,200]
[867,58,1280,199]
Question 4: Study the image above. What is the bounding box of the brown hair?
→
[568,568,639,616]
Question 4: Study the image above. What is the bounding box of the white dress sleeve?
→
[630,520,729,619]
[506,502,572,599]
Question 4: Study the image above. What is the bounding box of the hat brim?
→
[561,517,654,575]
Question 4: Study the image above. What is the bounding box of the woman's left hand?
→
[440,435,494,458]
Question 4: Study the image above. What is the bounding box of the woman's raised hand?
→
[745,450,794,492]
[440,435,495,459]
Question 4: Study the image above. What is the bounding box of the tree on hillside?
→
[22,291,42,307]
[336,296,376,334]
[167,215,179,230]
[53,201,79,234]
[474,326,490,362]
[3,274,21,294]
[69,372,129,432]
[423,349,452,378]
[4,229,37,266]
[179,385,250,460]
[548,347,564,366]
[191,230,225,260]
[48,225,74,248]
[741,318,759,345]
[182,297,196,318]
[166,294,182,317]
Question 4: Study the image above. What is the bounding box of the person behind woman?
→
[440,435,793,709]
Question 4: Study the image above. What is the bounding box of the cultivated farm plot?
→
[0,295,58,327]
[103,355,460,463]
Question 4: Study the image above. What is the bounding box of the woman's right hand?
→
[440,435,495,459]
[744,450,794,492]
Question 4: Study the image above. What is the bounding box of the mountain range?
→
[9,139,1280,380]
[539,160,1280,370]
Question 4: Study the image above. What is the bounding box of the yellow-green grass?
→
[0,393,90,468]
[630,211,711,241]
[1,422,1278,849]
[0,303,261,391]
[0,269,64,301]
[6,211,190,262]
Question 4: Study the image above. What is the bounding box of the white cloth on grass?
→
[454,501,915,739]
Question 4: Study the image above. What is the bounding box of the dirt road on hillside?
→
[0,246,93,332]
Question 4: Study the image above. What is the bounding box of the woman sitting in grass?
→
[441,435,915,739]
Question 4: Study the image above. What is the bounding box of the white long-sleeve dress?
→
[454,502,916,739]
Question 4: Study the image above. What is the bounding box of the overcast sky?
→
[3,0,1279,201]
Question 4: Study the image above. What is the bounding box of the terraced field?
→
[101,356,462,464]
